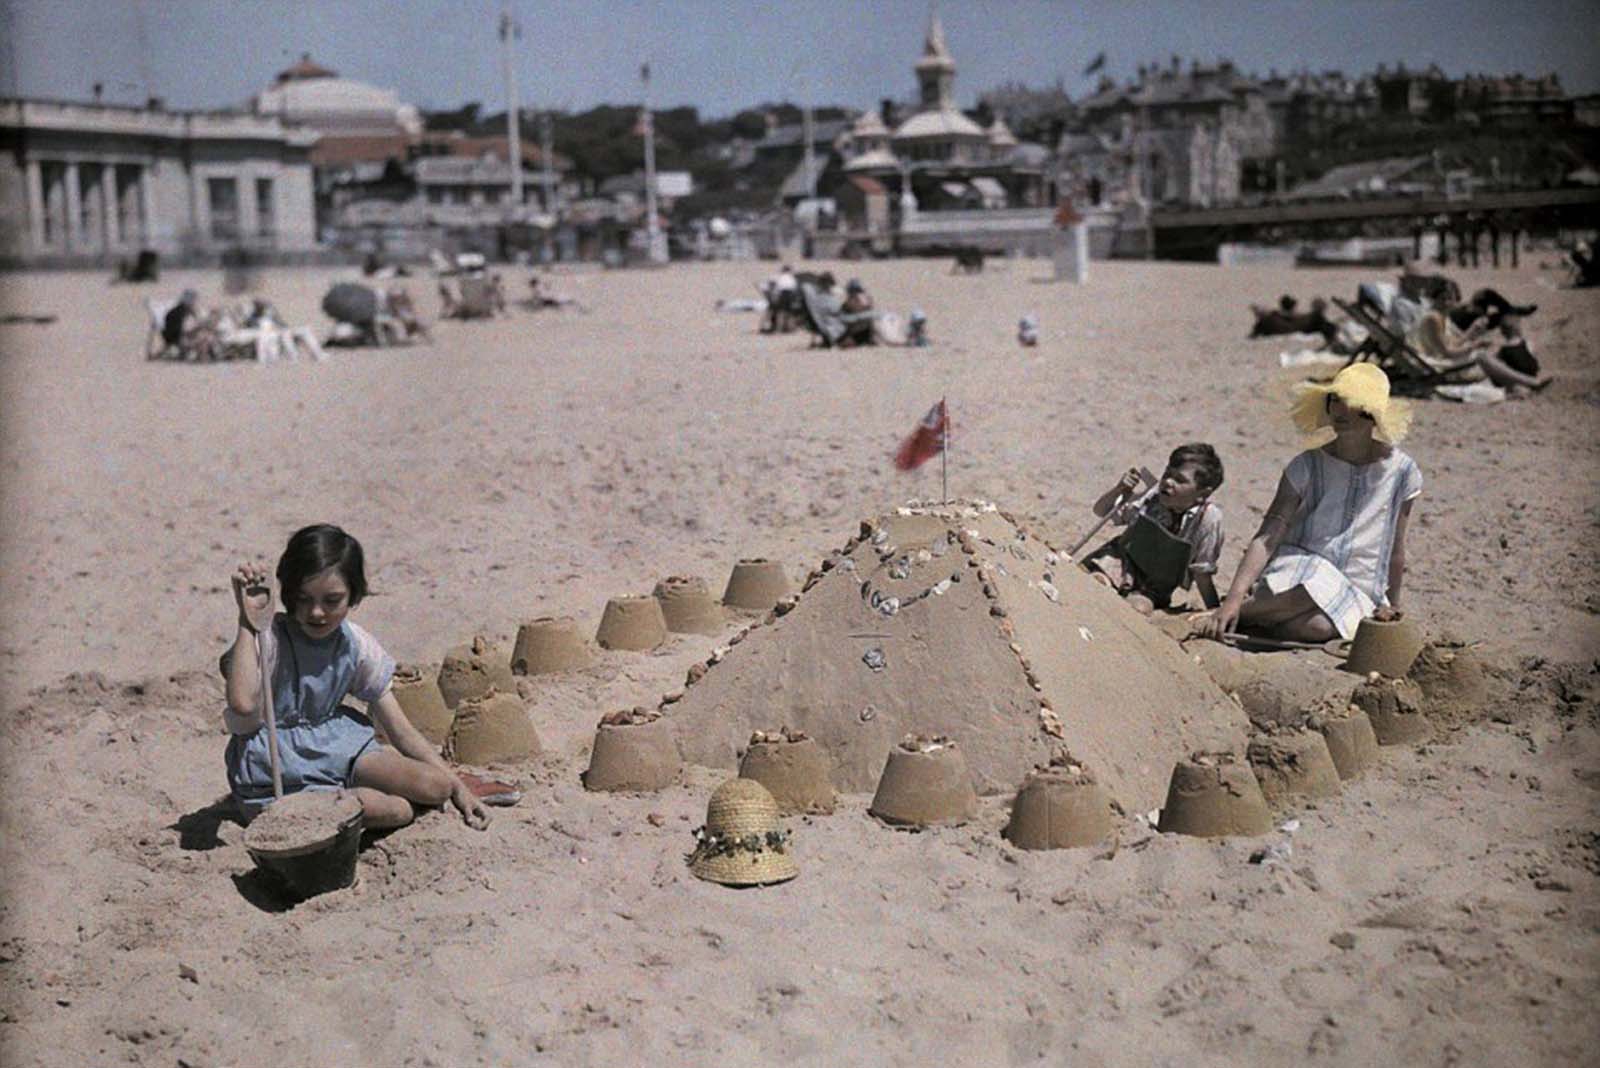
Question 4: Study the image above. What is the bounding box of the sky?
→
[1,0,1597,117]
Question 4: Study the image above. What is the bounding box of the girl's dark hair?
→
[1169,443,1224,492]
[275,524,368,613]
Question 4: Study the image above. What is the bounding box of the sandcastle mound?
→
[667,502,1249,813]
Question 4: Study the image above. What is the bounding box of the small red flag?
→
[894,400,948,471]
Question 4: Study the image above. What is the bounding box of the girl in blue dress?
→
[1198,363,1422,643]
[223,524,489,829]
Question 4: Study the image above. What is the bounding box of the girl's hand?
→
[1372,605,1403,622]
[1194,601,1241,641]
[232,561,273,634]
[1117,468,1142,496]
[450,780,491,830]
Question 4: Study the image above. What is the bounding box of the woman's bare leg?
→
[1477,352,1551,391]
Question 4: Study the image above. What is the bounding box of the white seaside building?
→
[0,97,318,267]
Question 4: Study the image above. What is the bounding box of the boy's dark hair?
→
[276,524,368,613]
[1168,443,1224,493]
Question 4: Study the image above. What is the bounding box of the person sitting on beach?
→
[1082,444,1226,615]
[1196,364,1420,644]
[162,289,218,360]
[223,524,488,830]
[1445,287,1536,332]
[837,278,877,347]
[1412,308,1550,392]
[1018,314,1040,347]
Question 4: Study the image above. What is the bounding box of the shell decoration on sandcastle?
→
[1351,675,1432,745]
[389,663,454,748]
[582,707,682,792]
[869,734,980,829]
[653,575,726,635]
[595,595,668,652]
[1246,728,1343,804]
[437,636,517,708]
[738,727,836,815]
[1002,751,1117,850]
[1157,751,1273,838]
[687,777,797,888]
[447,688,542,765]
[721,558,792,613]
[511,616,593,675]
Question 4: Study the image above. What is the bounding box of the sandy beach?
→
[0,257,1596,1066]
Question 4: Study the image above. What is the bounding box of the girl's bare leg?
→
[352,749,453,829]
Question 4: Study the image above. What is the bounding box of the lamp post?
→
[640,62,666,263]
[500,7,523,216]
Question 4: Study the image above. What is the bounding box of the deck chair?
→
[1331,298,1479,395]
[796,282,848,348]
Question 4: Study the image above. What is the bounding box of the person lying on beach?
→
[1082,444,1226,615]
[1249,297,1339,347]
[222,524,488,830]
[1196,364,1420,644]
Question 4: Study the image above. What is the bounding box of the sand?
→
[0,258,1596,1066]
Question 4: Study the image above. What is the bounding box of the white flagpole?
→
[941,395,948,504]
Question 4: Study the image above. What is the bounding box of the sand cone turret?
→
[447,688,541,765]
[738,729,836,814]
[389,663,454,748]
[511,616,593,675]
[1247,730,1343,804]
[438,636,516,708]
[869,735,978,828]
[1317,708,1381,779]
[595,595,668,651]
[653,576,726,635]
[1002,755,1116,850]
[1157,752,1272,838]
[582,709,681,791]
[722,558,791,612]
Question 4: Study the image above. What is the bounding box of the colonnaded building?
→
[0,97,317,268]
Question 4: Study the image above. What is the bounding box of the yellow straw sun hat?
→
[687,777,798,887]
[1290,362,1411,443]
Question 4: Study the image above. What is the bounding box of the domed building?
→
[251,55,421,167]
[839,14,1048,211]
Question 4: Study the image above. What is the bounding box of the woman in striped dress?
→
[1198,364,1421,643]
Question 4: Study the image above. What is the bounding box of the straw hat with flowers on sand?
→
[686,778,797,887]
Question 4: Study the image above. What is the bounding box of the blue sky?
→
[2,0,1596,115]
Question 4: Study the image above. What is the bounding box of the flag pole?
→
[940,395,948,504]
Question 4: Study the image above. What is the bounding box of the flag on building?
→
[1082,52,1106,77]
[893,399,949,471]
